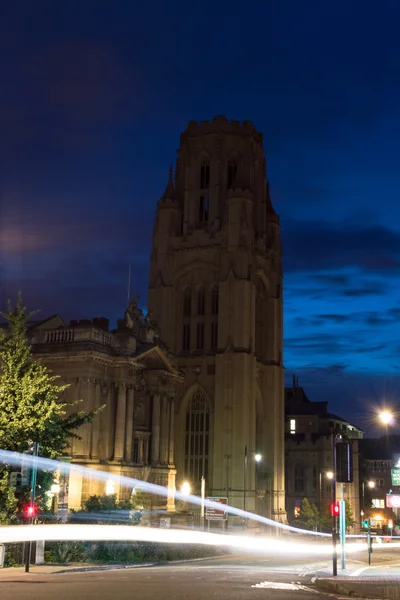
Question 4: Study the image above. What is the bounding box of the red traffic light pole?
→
[331,434,339,577]
[25,441,39,573]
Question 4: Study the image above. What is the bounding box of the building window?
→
[199,195,210,223]
[211,286,219,315]
[200,161,210,189]
[376,479,384,488]
[372,498,385,508]
[133,438,139,463]
[290,419,296,434]
[182,323,190,351]
[197,288,205,315]
[227,158,237,188]
[294,498,301,518]
[196,322,204,350]
[183,288,191,317]
[184,390,210,485]
[210,321,218,350]
[312,465,317,493]
[294,465,305,493]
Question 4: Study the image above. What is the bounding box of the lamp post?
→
[25,441,39,574]
[243,447,262,513]
[362,480,375,512]
[331,435,340,577]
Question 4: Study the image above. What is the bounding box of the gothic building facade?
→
[148,116,286,520]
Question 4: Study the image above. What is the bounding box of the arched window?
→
[294,464,305,493]
[200,160,210,189]
[211,285,219,315]
[183,288,191,317]
[184,390,210,484]
[227,158,238,188]
[197,287,205,315]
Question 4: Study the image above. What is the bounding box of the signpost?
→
[391,469,400,486]
[205,497,227,521]
[386,494,400,508]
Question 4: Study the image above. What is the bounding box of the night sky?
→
[1,1,399,431]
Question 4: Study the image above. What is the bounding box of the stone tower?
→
[148,116,285,522]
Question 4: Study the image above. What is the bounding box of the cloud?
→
[316,314,350,324]
[282,220,400,274]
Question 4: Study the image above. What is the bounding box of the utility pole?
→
[243,445,248,513]
[339,484,346,570]
[25,441,39,573]
[332,435,338,577]
[200,476,205,530]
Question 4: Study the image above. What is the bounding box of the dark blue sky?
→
[1,0,399,430]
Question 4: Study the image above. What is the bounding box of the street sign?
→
[392,469,400,486]
[205,497,227,521]
[386,494,400,508]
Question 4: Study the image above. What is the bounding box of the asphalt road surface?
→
[2,550,400,600]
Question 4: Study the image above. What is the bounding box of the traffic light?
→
[362,519,370,529]
[25,505,37,518]
[331,503,340,517]
[336,442,354,483]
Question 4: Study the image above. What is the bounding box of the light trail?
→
[0,450,329,537]
[0,524,378,555]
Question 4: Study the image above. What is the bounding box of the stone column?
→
[91,381,101,459]
[125,386,134,461]
[160,396,169,464]
[168,398,175,465]
[151,394,161,464]
[138,438,144,463]
[114,384,127,461]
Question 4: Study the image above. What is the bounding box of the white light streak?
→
[0,524,378,556]
[0,450,329,537]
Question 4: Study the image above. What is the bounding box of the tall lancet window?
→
[197,287,205,315]
[184,390,210,485]
[200,160,210,189]
[227,158,238,188]
[199,159,210,223]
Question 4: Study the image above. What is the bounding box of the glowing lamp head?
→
[181,481,191,496]
[254,453,262,463]
[326,471,334,480]
[379,411,394,426]
[368,480,375,489]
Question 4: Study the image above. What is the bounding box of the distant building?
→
[359,436,400,530]
[28,303,183,513]
[285,380,362,531]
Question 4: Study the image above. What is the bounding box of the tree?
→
[345,502,355,531]
[298,498,321,531]
[0,295,101,521]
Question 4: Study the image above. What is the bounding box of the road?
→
[2,550,400,600]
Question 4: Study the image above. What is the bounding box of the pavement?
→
[2,549,400,599]
[313,558,400,599]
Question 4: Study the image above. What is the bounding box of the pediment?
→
[135,345,180,377]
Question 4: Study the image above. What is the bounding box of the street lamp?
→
[243,447,262,512]
[379,411,394,426]
[326,471,334,480]
[181,481,191,496]
[362,480,375,511]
